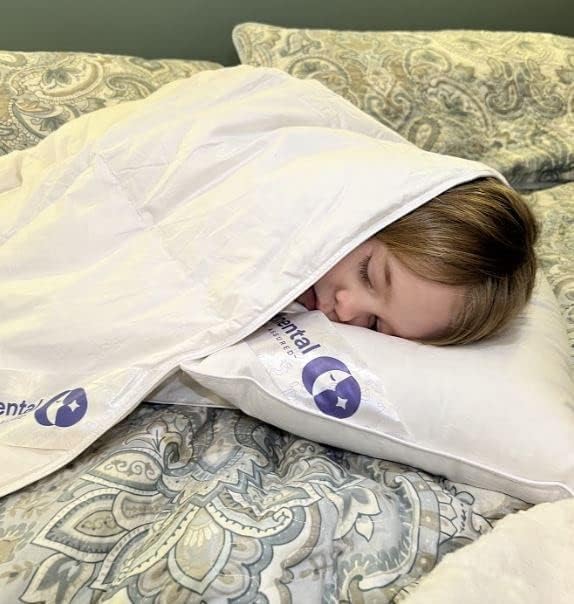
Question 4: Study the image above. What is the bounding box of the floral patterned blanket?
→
[0,405,531,603]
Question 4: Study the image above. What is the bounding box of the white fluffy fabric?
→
[403,497,574,604]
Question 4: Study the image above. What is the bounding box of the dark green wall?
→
[1,0,572,65]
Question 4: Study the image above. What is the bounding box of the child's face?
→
[297,238,465,341]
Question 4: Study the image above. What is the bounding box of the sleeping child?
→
[296,177,538,345]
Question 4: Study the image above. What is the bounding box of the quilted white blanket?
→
[0,65,500,496]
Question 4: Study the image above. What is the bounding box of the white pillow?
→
[148,274,574,504]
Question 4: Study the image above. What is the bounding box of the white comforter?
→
[0,65,500,496]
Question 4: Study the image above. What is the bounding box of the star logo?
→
[35,388,88,427]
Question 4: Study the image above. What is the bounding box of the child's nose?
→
[334,289,372,328]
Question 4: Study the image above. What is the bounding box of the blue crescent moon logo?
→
[35,388,88,427]
[301,356,361,419]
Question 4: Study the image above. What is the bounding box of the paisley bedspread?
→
[0,403,531,604]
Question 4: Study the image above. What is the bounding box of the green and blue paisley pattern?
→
[0,51,221,155]
[526,182,574,361]
[233,24,574,190]
[0,405,529,603]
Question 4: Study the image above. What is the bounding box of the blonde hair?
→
[376,177,539,345]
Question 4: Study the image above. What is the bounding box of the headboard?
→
[1,0,572,65]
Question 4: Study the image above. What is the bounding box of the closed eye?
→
[359,255,371,285]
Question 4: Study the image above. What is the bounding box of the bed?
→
[0,7,572,604]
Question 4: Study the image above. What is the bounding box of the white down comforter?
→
[0,65,501,496]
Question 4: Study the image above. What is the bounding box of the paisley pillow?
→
[233,24,574,190]
[524,181,574,355]
[0,51,221,155]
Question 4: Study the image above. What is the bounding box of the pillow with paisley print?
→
[233,24,574,190]
[0,51,221,155]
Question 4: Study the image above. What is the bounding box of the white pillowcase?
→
[148,274,574,504]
